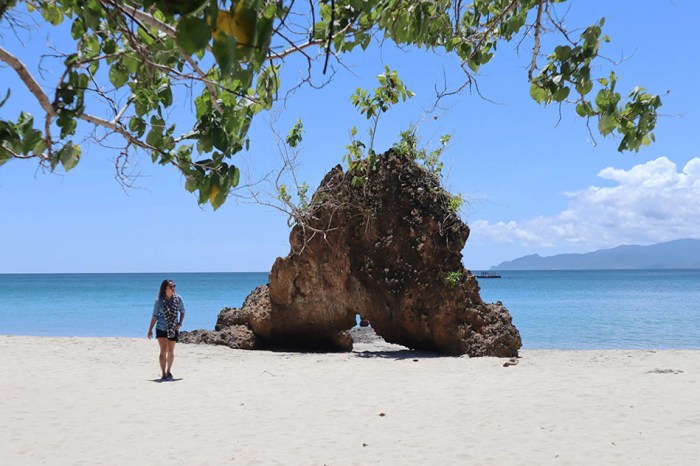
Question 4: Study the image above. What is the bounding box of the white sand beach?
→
[1,335,698,465]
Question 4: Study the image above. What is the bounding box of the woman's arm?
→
[147,317,157,339]
[177,298,185,329]
[148,299,160,338]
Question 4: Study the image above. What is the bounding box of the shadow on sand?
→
[353,350,445,360]
[149,378,184,383]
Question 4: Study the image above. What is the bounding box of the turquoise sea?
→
[0,270,698,349]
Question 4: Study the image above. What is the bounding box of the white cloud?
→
[471,157,700,250]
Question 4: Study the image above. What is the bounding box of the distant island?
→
[491,239,700,270]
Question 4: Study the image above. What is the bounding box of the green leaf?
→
[129,117,146,137]
[17,111,34,133]
[312,21,328,40]
[575,79,593,96]
[176,17,211,55]
[286,119,303,147]
[360,33,372,50]
[82,6,100,30]
[210,187,226,210]
[137,27,156,46]
[122,56,140,74]
[529,83,548,104]
[43,4,64,25]
[134,98,149,117]
[162,0,209,15]
[156,82,173,107]
[58,143,81,171]
[598,114,617,136]
[554,45,572,61]
[71,20,85,40]
[333,33,345,52]
[0,145,9,165]
[185,177,198,193]
[595,89,615,111]
[575,102,595,117]
[102,39,117,55]
[109,65,129,88]
[56,112,78,138]
[0,153,11,167]
[22,129,42,154]
[263,2,278,19]
[32,139,47,156]
[231,165,240,187]
[81,35,100,56]
[146,127,163,147]
[212,36,238,75]
[553,87,570,102]
[197,177,211,204]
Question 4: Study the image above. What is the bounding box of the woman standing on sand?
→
[147,279,186,382]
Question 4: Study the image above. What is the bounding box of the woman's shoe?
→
[166,372,174,381]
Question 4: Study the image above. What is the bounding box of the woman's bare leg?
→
[157,337,168,378]
[166,340,176,375]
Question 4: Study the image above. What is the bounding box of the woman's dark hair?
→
[158,279,173,299]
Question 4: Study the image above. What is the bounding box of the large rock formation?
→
[182,151,521,356]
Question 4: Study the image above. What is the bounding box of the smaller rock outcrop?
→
[179,285,271,350]
[179,325,257,350]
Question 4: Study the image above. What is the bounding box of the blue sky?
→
[1,0,699,273]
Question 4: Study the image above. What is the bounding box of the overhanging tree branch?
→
[179,51,224,114]
[110,2,177,41]
[470,0,521,55]
[0,46,55,116]
[0,0,665,209]
[529,0,545,81]
[78,113,156,153]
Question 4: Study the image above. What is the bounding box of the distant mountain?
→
[491,239,700,270]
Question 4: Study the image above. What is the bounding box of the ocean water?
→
[477,269,700,349]
[1,270,698,350]
[0,273,268,338]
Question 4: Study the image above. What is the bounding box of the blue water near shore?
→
[0,273,268,338]
[478,269,700,349]
[1,270,698,349]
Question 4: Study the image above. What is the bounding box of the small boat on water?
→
[476,271,502,279]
